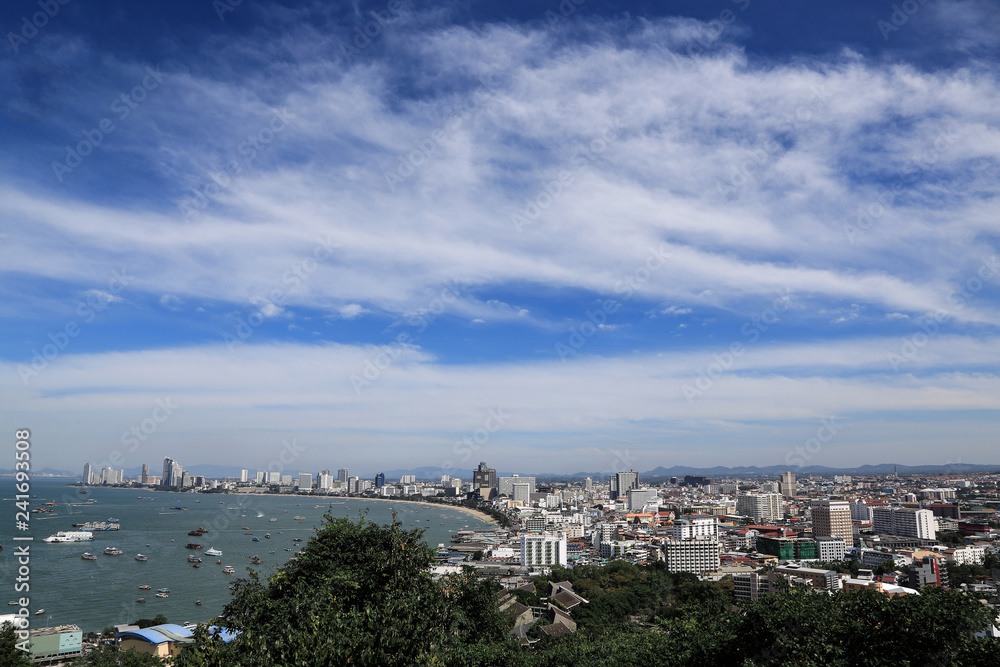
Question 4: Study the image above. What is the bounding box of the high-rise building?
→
[140,464,149,484]
[499,475,536,497]
[82,463,93,485]
[672,514,719,540]
[297,473,313,491]
[240,469,249,483]
[609,470,639,500]
[256,471,267,484]
[161,457,183,488]
[584,477,593,491]
[520,532,567,567]
[736,493,783,523]
[473,462,497,493]
[374,473,385,488]
[779,471,796,498]
[662,537,721,574]
[811,499,853,546]
[871,507,935,540]
[337,468,349,482]
[627,488,658,511]
[512,482,531,503]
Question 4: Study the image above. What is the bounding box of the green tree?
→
[175,511,512,666]
[0,622,33,667]
[69,644,162,666]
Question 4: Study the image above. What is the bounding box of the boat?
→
[81,552,98,560]
[187,555,202,563]
[242,527,249,530]
[157,588,169,593]
[171,507,187,511]
[42,531,93,543]
[293,516,306,521]
[292,538,303,542]
[185,543,202,549]
[216,560,222,565]
[222,566,235,574]
[107,517,120,522]
[193,563,201,568]
[103,546,123,555]
[7,601,18,606]
[252,537,260,542]
[135,554,148,562]
[195,600,202,605]
[78,489,89,494]
[156,592,168,598]
[204,547,222,556]
[35,609,44,616]
[269,518,277,522]
[263,534,271,539]
[136,598,146,603]
[250,556,262,564]
[139,585,151,590]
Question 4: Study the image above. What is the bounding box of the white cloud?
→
[338,304,367,319]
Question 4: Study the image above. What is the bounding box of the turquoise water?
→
[0,479,488,632]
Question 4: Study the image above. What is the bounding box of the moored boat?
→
[103,546,123,555]
[155,592,168,598]
[136,598,146,603]
[222,566,235,574]
[135,554,148,562]
[204,547,222,556]
[81,552,97,560]
[139,585,151,590]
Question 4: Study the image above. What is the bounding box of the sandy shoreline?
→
[72,484,499,526]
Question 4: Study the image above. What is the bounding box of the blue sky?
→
[2,0,1000,476]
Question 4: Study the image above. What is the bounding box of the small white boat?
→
[155,592,168,598]
[204,547,222,556]
[35,609,44,615]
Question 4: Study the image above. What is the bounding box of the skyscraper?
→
[811,499,853,546]
[162,457,183,488]
[610,470,639,500]
[338,468,349,482]
[779,471,796,498]
[141,464,149,484]
[82,462,92,485]
[374,473,385,488]
[473,461,496,494]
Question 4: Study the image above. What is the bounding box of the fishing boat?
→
[136,598,146,603]
[103,546,123,555]
[81,552,98,560]
[185,543,202,549]
[187,555,202,563]
[216,559,222,565]
[139,585,151,590]
[135,554,148,562]
[155,592,168,598]
[222,566,235,574]
[250,556,262,565]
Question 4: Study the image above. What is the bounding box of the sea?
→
[0,479,490,633]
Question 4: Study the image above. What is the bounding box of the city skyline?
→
[3,1,1000,473]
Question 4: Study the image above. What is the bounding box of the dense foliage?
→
[50,513,997,667]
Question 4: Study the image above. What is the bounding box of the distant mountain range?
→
[6,462,999,482]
